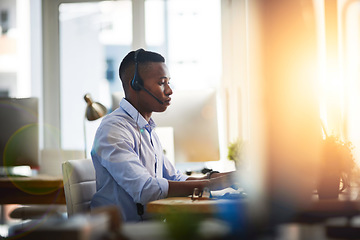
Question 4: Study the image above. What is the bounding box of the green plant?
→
[227,139,244,168]
[164,210,203,240]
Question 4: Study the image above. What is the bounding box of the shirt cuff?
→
[157,177,170,199]
[179,174,189,181]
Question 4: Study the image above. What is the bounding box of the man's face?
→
[138,62,172,113]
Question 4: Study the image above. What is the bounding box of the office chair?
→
[62,159,96,216]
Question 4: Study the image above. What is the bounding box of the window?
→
[145,0,222,90]
[0,0,35,98]
[316,0,360,163]
[59,1,132,153]
[341,0,360,163]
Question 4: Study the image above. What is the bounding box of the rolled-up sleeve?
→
[162,155,189,182]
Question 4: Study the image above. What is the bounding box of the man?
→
[90,49,237,222]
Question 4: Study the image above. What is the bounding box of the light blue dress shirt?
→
[90,98,188,222]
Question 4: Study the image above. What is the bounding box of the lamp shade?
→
[84,93,107,121]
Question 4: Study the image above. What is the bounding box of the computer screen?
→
[0,98,39,168]
[152,89,220,163]
[112,89,221,163]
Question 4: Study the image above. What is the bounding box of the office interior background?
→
[0,0,238,174]
[1,0,359,161]
[0,0,360,235]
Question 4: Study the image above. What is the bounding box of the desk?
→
[146,197,239,215]
[0,175,65,205]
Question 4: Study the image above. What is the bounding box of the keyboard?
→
[0,173,29,178]
[0,166,33,178]
[211,188,247,200]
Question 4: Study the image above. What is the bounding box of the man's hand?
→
[167,171,239,197]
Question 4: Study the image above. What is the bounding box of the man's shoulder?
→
[100,109,136,131]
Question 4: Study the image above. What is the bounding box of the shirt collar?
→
[120,98,156,132]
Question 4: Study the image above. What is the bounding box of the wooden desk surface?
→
[147,195,360,220]
[146,197,237,215]
[0,175,66,205]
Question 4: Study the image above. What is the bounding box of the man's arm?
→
[167,172,237,197]
[185,171,234,180]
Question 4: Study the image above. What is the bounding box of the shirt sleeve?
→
[162,154,189,181]
[92,121,169,205]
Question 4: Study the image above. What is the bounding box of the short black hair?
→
[119,49,165,83]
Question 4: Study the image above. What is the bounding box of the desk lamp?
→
[84,93,107,157]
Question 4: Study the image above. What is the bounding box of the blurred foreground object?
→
[317,135,356,199]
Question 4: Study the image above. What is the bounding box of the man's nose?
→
[164,83,173,95]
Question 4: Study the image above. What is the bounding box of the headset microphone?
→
[137,83,164,105]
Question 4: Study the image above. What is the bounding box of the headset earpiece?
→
[131,49,145,91]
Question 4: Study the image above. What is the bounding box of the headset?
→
[131,48,145,91]
[130,49,164,104]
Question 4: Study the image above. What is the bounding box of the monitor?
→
[0,98,39,169]
[112,89,221,163]
[152,89,220,163]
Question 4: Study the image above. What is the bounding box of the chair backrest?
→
[62,159,96,217]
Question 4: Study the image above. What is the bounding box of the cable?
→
[136,94,142,161]
[135,95,143,221]
[136,111,142,161]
